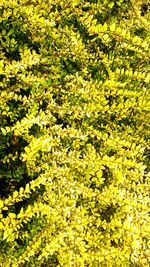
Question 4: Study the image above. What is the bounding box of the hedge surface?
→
[0,0,150,266]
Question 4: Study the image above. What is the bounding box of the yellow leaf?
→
[0,200,4,209]
[19,187,24,194]
[13,191,18,199]
[9,213,16,219]
[0,222,4,230]
[110,23,116,32]
[103,23,108,31]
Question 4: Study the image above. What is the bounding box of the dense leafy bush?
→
[0,0,150,266]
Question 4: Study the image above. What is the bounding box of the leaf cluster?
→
[0,0,150,266]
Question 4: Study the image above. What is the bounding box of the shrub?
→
[0,0,150,266]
